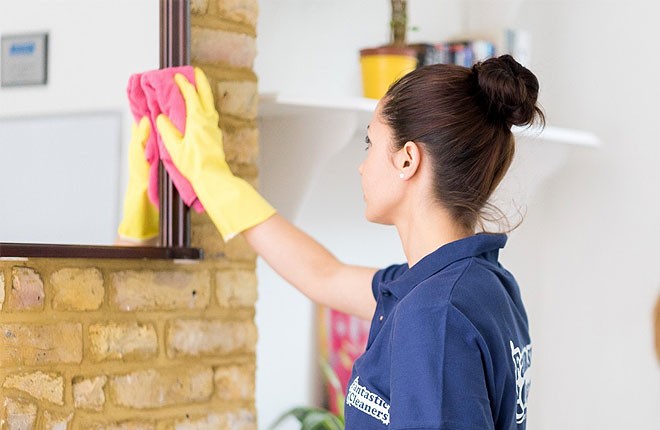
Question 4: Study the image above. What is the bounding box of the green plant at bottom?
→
[269,360,346,430]
[269,406,344,430]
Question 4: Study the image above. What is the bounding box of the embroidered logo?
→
[510,340,532,424]
[346,377,390,425]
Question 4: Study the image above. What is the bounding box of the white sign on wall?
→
[1,33,48,87]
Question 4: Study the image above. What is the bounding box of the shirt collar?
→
[382,233,507,299]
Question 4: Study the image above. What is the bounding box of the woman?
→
[120,54,543,429]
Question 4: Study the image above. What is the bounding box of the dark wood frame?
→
[0,0,201,260]
[159,0,191,250]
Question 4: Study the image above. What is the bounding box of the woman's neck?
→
[395,203,472,268]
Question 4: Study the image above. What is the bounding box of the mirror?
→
[0,0,159,246]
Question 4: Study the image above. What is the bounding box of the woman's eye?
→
[364,135,371,150]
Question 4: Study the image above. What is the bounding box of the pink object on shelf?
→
[127,66,204,212]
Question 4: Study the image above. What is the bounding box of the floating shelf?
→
[259,93,601,148]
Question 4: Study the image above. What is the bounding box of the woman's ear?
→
[397,141,421,180]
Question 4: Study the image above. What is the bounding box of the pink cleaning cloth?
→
[127,66,204,212]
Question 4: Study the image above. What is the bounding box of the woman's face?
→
[358,104,404,225]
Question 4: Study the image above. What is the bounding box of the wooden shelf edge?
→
[0,243,203,260]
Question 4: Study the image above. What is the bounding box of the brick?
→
[2,371,64,405]
[109,270,210,311]
[0,272,5,310]
[1,397,38,430]
[89,322,157,362]
[51,267,104,311]
[215,80,258,119]
[216,270,258,308]
[166,319,257,357]
[109,367,213,409]
[0,323,82,366]
[42,409,73,429]
[89,422,155,430]
[191,28,256,69]
[8,267,44,310]
[224,410,257,430]
[73,375,107,411]
[191,221,225,256]
[217,0,258,27]
[165,409,256,430]
[191,0,209,14]
[214,365,254,401]
[191,222,256,261]
[224,127,259,165]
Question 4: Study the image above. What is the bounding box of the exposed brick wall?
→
[0,258,258,429]
[0,1,261,429]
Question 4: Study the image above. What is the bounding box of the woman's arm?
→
[153,69,376,319]
[244,214,377,321]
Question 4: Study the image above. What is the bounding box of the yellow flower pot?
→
[359,46,418,99]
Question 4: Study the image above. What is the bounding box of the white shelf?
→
[512,124,600,147]
[259,93,377,115]
[259,93,601,148]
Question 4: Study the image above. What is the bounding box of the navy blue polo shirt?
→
[344,233,532,430]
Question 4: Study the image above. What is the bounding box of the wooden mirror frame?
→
[0,0,202,260]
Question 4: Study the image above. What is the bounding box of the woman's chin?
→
[364,209,391,226]
[363,207,376,223]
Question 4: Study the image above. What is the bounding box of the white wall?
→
[256,0,464,99]
[491,1,660,429]
[0,0,159,244]
[256,1,660,429]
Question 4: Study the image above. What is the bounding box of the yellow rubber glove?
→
[117,117,159,242]
[156,67,275,241]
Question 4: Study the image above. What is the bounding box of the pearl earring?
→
[399,172,405,179]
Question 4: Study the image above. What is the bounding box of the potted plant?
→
[359,0,418,99]
[269,407,344,430]
[269,360,345,430]
[389,0,408,46]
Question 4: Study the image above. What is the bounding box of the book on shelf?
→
[410,39,496,68]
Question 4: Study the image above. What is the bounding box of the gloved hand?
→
[117,117,159,242]
[156,67,276,241]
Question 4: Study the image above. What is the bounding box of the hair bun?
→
[472,54,544,127]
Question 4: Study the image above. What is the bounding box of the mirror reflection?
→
[0,0,159,245]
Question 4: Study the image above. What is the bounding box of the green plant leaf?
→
[268,407,311,429]
[334,392,345,420]
[320,360,342,393]
[269,406,344,430]
[302,410,344,430]
[319,359,346,418]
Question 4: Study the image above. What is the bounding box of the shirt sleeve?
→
[389,303,494,430]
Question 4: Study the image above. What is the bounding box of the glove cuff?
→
[194,173,276,242]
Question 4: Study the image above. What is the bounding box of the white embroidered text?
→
[510,340,532,424]
[346,377,390,425]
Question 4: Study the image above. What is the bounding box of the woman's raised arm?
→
[244,214,377,321]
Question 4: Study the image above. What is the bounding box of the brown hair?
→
[381,54,545,231]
